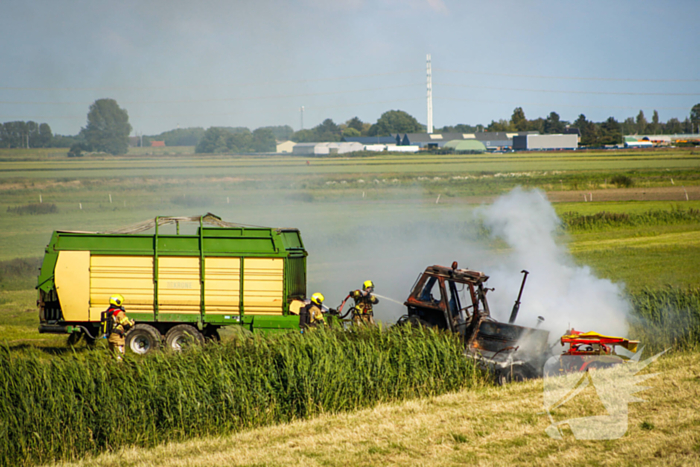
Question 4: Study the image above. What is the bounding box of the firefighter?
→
[351,280,379,325]
[299,293,326,332]
[104,294,135,359]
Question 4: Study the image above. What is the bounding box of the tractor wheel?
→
[165,324,203,351]
[126,324,161,355]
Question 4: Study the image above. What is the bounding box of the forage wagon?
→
[37,214,309,353]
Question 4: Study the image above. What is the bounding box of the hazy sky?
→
[1,0,698,135]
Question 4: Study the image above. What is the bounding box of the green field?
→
[1,147,699,466]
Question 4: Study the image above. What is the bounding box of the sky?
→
[0,0,698,135]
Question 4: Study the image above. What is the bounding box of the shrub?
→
[610,174,634,188]
[6,203,58,215]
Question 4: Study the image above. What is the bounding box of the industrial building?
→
[341,136,400,145]
[276,140,296,153]
[444,140,486,153]
[292,142,364,156]
[512,134,578,150]
[399,131,537,150]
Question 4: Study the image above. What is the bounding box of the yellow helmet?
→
[109,294,125,307]
[363,280,374,291]
[311,293,324,305]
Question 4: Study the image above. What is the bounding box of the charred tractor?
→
[397,262,550,384]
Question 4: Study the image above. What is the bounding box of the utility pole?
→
[300,106,304,130]
[426,53,433,134]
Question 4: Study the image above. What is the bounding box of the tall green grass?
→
[0,326,483,466]
[628,287,700,353]
[562,208,700,232]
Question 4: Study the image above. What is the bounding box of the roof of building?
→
[444,140,487,152]
[341,136,398,144]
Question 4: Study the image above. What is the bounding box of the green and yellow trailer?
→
[37,214,308,353]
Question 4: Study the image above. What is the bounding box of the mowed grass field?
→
[1,147,699,466]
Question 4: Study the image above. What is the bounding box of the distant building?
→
[292,142,364,156]
[276,140,296,153]
[363,144,420,153]
[399,131,537,150]
[512,134,578,150]
[341,136,399,145]
[444,140,487,153]
[150,141,165,147]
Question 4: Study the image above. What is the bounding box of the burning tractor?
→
[397,262,550,384]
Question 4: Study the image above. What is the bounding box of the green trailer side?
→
[37,216,308,347]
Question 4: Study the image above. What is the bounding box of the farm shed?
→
[444,140,487,153]
[292,142,364,156]
[512,134,578,150]
[276,140,296,153]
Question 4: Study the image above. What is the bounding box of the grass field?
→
[45,351,700,467]
[0,147,699,465]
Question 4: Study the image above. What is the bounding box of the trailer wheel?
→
[165,324,203,351]
[126,324,161,355]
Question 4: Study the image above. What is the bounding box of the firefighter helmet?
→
[109,294,125,307]
[363,280,374,291]
[311,293,324,306]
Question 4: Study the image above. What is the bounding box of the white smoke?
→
[476,187,630,339]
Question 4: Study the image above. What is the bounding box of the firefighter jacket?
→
[352,290,379,315]
[107,307,135,346]
[308,303,325,324]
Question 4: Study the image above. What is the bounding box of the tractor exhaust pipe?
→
[508,270,529,324]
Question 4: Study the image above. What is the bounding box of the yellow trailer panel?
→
[90,255,154,321]
[55,250,90,322]
[204,257,240,314]
[244,258,283,314]
[158,256,201,314]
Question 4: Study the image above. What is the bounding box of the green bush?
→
[610,174,634,188]
[6,203,58,215]
[0,326,484,466]
[562,208,700,232]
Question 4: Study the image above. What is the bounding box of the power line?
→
[436,83,700,97]
[435,68,700,83]
[0,98,425,122]
[0,84,424,106]
[433,96,691,111]
[0,70,423,92]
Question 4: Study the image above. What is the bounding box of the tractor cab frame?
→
[399,262,551,384]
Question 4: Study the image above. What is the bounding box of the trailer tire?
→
[165,324,203,351]
[126,324,161,355]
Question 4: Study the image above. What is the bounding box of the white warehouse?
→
[292,142,364,156]
[513,134,578,150]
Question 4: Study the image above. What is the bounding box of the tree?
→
[251,128,276,152]
[666,118,682,134]
[486,119,513,132]
[346,117,365,133]
[650,110,660,135]
[367,110,422,136]
[82,99,132,155]
[342,127,361,137]
[691,103,700,133]
[573,114,599,146]
[38,123,53,147]
[510,107,528,131]
[195,127,231,153]
[599,117,622,145]
[543,112,565,134]
[635,110,648,134]
[621,117,636,135]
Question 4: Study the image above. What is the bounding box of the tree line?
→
[2,100,698,155]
